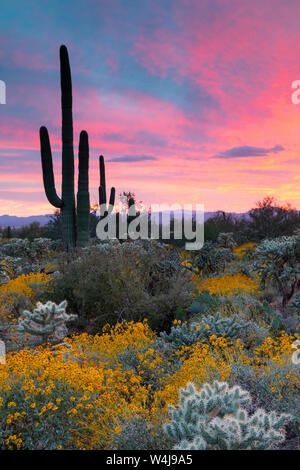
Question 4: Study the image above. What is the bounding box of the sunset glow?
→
[0,0,299,216]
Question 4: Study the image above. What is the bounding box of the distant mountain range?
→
[0,211,248,228]
[0,214,53,228]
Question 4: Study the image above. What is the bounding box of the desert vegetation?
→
[0,45,299,451]
[0,226,299,450]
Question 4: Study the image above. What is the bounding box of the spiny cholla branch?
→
[164,381,292,450]
[17,300,77,346]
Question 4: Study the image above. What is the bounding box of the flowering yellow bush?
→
[193,273,260,296]
[233,242,256,259]
[0,321,160,449]
[0,320,298,450]
[0,273,51,329]
[0,273,50,299]
[153,336,237,410]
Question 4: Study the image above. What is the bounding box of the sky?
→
[0,0,300,216]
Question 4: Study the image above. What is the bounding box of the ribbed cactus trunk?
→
[60,45,76,249]
[77,131,90,247]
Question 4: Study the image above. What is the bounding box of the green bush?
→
[44,240,194,332]
[254,231,300,313]
[216,232,236,251]
[191,242,234,275]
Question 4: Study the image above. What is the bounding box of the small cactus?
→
[17,300,77,346]
[160,314,251,348]
[164,381,291,450]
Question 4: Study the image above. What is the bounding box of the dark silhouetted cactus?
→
[40,45,90,249]
[77,131,90,247]
[99,155,115,217]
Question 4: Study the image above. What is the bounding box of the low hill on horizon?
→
[0,211,248,228]
[0,214,53,228]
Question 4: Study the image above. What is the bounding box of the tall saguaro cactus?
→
[40,45,90,249]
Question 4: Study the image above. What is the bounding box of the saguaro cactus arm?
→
[40,126,63,208]
[99,155,115,216]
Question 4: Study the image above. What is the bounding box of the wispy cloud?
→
[211,145,284,159]
[108,154,157,162]
[0,0,300,215]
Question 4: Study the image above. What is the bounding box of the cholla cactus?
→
[290,292,300,314]
[254,230,300,312]
[192,242,234,275]
[160,314,250,348]
[0,260,14,285]
[217,232,236,251]
[164,381,291,450]
[254,232,300,312]
[17,300,77,345]
[0,238,55,263]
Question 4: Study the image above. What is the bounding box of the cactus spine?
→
[40,45,90,249]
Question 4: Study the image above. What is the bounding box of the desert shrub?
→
[45,241,194,332]
[230,362,300,420]
[160,314,251,348]
[247,196,300,240]
[237,320,270,347]
[114,339,178,393]
[164,381,292,450]
[0,322,157,449]
[190,291,255,319]
[230,356,300,450]
[0,319,298,450]
[217,232,236,251]
[153,331,299,412]
[203,211,249,244]
[190,242,234,275]
[0,238,56,264]
[0,272,52,350]
[189,290,223,316]
[110,416,168,450]
[0,239,60,283]
[290,292,300,314]
[234,297,284,332]
[233,242,257,260]
[190,294,275,345]
[0,260,14,285]
[285,293,300,332]
[192,273,260,296]
[254,232,300,313]
[0,272,51,314]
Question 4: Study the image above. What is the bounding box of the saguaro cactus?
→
[99,155,115,217]
[40,45,90,249]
